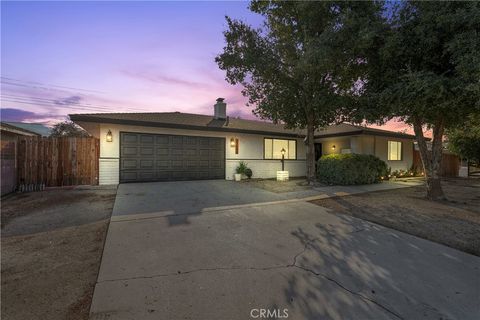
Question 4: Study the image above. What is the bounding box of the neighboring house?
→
[70,98,416,185]
[0,122,44,195]
[3,121,52,137]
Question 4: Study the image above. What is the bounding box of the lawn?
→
[311,178,480,256]
[1,186,117,320]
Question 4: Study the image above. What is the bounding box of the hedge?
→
[317,153,388,185]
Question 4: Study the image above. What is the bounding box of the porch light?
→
[230,138,236,147]
[106,130,113,142]
[332,145,336,150]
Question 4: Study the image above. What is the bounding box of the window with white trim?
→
[388,141,402,160]
[264,138,296,159]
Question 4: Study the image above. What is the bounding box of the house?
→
[2,121,51,137]
[70,98,416,185]
[0,122,49,195]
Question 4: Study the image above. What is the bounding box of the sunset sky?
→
[1,1,410,133]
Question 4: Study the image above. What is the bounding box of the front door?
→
[314,143,323,162]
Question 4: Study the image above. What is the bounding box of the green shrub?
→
[317,153,388,185]
[236,161,248,174]
[244,168,253,179]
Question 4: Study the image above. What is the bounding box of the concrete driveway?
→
[90,180,480,320]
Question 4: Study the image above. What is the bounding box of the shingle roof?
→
[3,122,51,137]
[1,122,40,136]
[69,112,416,140]
[70,112,306,137]
[315,123,417,139]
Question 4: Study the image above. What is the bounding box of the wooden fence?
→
[16,137,99,189]
[413,150,460,177]
[1,137,17,196]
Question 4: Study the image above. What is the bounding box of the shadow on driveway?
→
[273,213,479,319]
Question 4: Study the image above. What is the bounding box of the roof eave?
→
[314,129,416,140]
[0,122,40,136]
[69,115,305,138]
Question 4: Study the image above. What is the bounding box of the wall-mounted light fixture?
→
[331,145,336,150]
[106,130,113,142]
[230,137,239,154]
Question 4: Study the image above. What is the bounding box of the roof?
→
[69,112,416,140]
[1,122,41,136]
[70,112,306,138]
[316,123,417,139]
[3,122,51,137]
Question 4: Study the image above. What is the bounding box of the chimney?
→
[214,98,227,120]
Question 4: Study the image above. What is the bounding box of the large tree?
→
[216,1,383,183]
[360,1,480,200]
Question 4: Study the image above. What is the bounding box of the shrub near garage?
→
[317,154,388,185]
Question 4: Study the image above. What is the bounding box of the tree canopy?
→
[447,114,480,164]
[50,120,89,138]
[359,1,480,199]
[216,0,384,182]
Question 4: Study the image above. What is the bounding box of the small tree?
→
[50,120,89,137]
[216,1,384,183]
[447,114,480,165]
[360,2,480,200]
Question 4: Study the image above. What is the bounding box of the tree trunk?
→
[306,119,316,184]
[412,118,446,201]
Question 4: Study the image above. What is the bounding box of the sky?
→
[1,1,410,133]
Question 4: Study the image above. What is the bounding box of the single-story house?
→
[70,98,416,185]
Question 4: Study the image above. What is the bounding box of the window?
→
[388,141,402,160]
[264,138,296,159]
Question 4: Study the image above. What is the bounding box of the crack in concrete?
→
[290,237,403,320]
[97,236,402,320]
[292,265,403,320]
[348,227,366,234]
[97,265,288,283]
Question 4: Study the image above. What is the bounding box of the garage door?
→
[120,132,225,183]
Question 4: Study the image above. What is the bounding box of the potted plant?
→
[244,168,253,179]
[235,161,248,181]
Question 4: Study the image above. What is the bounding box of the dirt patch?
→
[241,177,313,193]
[1,187,116,230]
[1,186,116,320]
[310,178,480,256]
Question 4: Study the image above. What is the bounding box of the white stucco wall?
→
[316,134,413,171]
[97,123,306,185]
